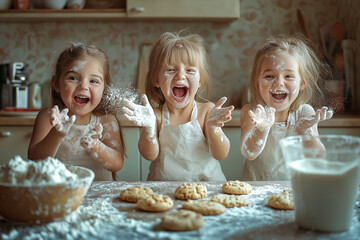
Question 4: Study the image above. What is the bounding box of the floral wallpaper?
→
[1,0,356,111]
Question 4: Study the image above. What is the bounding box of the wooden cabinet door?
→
[127,0,240,20]
[0,126,33,165]
[222,127,243,180]
[116,127,142,181]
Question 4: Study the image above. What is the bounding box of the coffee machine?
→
[0,62,29,110]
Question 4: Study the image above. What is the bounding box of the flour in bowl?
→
[0,156,78,185]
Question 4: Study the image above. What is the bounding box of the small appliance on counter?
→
[0,62,30,110]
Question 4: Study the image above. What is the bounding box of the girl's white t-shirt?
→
[55,114,112,181]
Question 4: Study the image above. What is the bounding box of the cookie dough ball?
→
[175,183,207,200]
[136,194,174,212]
[267,190,294,210]
[182,200,226,215]
[119,186,153,203]
[162,210,203,231]
[211,194,250,208]
[222,180,252,195]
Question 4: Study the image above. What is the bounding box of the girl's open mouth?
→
[172,86,188,102]
[270,90,288,101]
[74,95,90,105]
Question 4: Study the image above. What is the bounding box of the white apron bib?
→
[147,101,226,181]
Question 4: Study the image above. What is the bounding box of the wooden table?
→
[0,181,359,239]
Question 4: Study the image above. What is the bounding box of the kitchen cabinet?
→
[0,0,240,22]
[0,8,126,21]
[222,127,243,180]
[115,127,142,181]
[127,0,240,21]
[0,126,33,165]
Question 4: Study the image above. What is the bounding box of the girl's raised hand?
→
[248,104,275,132]
[316,106,333,121]
[80,123,103,150]
[207,97,234,127]
[50,105,76,135]
[122,94,156,139]
[296,106,333,133]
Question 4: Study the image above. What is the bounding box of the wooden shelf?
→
[0,0,240,22]
[0,9,127,21]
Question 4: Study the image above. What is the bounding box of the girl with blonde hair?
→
[123,30,234,181]
[241,33,333,181]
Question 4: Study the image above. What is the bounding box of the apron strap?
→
[162,103,170,126]
[190,101,197,122]
[162,101,197,125]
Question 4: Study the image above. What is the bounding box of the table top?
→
[1,181,359,240]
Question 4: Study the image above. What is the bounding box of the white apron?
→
[55,114,112,181]
[242,104,311,181]
[147,101,226,181]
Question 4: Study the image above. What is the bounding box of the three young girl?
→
[29,31,332,182]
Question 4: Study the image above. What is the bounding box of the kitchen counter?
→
[1,181,359,239]
[1,109,360,127]
[0,113,136,127]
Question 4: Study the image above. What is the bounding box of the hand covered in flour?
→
[50,105,76,135]
[248,104,275,132]
[122,94,156,139]
[295,106,333,134]
[80,123,103,150]
[207,97,234,127]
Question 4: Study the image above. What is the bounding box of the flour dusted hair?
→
[51,43,111,115]
[249,33,329,111]
[145,30,212,105]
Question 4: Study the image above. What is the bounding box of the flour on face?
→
[69,60,87,72]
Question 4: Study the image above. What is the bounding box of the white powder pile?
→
[0,156,78,185]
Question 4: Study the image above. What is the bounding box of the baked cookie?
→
[174,183,207,200]
[222,180,252,195]
[119,186,153,203]
[182,200,226,215]
[136,194,174,212]
[267,190,294,210]
[211,194,250,208]
[162,210,203,231]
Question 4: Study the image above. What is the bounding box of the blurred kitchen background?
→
[0,0,359,113]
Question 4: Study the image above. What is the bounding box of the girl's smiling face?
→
[156,62,200,109]
[56,56,105,121]
[258,53,305,113]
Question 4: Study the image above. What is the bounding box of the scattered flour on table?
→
[1,182,359,240]
[0,156,78,185]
